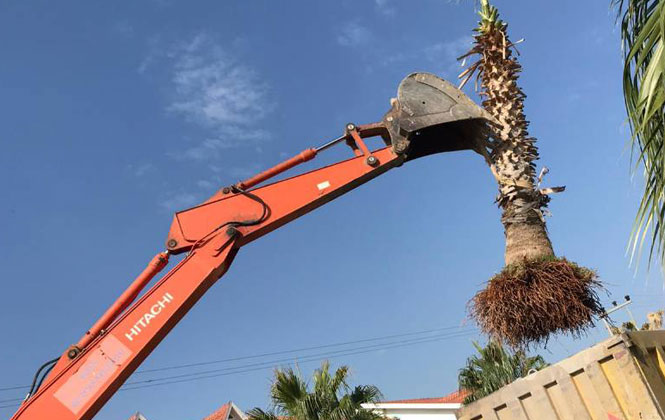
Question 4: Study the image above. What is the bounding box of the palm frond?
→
[247,408,281,420]
[348,385,383,406]
[271,367,309,414]
[616,0,665,265]
[458,341,547,404]
[330,365,350,395]
[252,361,385,420]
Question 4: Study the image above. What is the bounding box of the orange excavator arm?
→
[9,73,492,420]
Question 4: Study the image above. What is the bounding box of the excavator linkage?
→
[10,72,492,420]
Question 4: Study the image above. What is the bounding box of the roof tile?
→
[380,390,468,404]
[203,402,231,420]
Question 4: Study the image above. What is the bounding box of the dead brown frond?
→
[469,257,604,349]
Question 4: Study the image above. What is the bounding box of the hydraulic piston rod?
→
[236,149,318,190]
[71,252,170,356]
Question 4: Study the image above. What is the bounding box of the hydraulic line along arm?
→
[9,73,493,420]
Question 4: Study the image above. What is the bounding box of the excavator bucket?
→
[384,72,496,161]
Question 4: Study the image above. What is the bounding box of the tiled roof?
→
[203,402,231,420]
[380,390,468,404]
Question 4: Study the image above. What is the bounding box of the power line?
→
[0,384,29,392]
[0,328,477,410]
[0,397,22,404]
[120,330,476,391]
[0,324,466,392]
[122,329,477,387]
[135,324,466,374]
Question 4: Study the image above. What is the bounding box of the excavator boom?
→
[9,73,491,420]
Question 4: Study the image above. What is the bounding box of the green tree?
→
[247,361,385,420]
[614,0,665,265]
[458,341,547,404]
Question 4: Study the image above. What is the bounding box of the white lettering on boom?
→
[124,292,173,342]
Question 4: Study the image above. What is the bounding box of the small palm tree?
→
[614,0,665,265]
[248,361,385,420]
[458,341,547,404]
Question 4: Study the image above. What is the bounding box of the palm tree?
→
[459,0,603,348]
[614,1,665,265]
[247,361,385,420]
[458,0,556,267]
[458,341,547,404]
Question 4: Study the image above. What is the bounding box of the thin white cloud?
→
[141,33,272,162]
[226,164,261,180]
[196,179,216,190]
[125,162,155,177]
[169,53,267,126]
[375,0,396,16]
[423,36,473,79]
[337,22,372,47]
[138,35,162,74]
[138,55,153,75]
[369,35,471,81]
[173,128,270,161]
[133,162,154,177]
[168,34,271,142]
[138,33,274,211]
[424,36,472,64]
[160,192,199,212]
[112,20,134,38]
[175,138,236,161]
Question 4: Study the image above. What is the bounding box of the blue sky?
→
[0,1,662,419]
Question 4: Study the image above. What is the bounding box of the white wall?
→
[362,403,459,420]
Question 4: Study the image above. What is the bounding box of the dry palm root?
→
[470,257,604,349]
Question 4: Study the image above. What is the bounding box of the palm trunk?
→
[501,184,554,265]
[503,209,554,265]
[462,14,555,266]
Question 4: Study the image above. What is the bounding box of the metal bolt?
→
[67,348,79,360]
[226,227,238,237]
[366,156,379,167]
[222,187,231,194]
[395,141,407,153]
[346,123,355,131]
[167,239,178,248]
[386,116,393,122]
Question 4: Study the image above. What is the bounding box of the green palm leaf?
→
[458,341,547,404]
[615,0,665,265]
[246,408,281,420]
[249,361,384,420]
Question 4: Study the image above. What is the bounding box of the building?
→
[127,401,246,420]
[199,392,466,420]
[361,390,468,420]
[203,401,247,420]
[131,391,465,420]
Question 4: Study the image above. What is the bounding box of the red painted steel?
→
[12,243,238,420]
[10,128,404,420]
[349,129,372,157]
[75,252,170,351]
[237,148,317,190]
[7,69,494,419]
